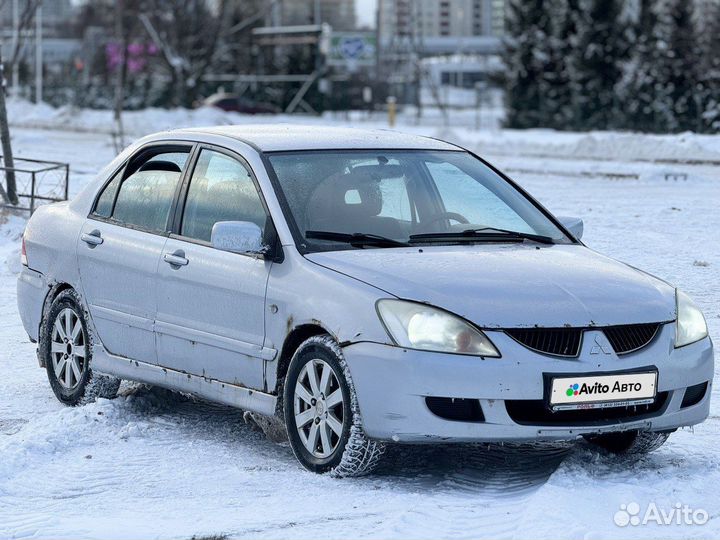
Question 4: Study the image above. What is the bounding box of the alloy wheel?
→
[50,307,86,390]
[293,358,345,459]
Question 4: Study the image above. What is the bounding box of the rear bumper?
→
[16,267,47,343]
[342,325,713,443]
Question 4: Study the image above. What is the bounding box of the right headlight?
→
[675,289,708,348]
[376,299,500,357]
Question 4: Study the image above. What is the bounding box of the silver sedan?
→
[17,125,713,475]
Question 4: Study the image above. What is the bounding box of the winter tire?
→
[40,289,121,406]
[283,334,385,476]
[584,430,672,454]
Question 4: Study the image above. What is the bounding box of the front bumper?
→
[342,324,713,443]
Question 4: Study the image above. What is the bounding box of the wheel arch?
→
[273,323,331,410]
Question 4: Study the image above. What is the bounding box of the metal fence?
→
[0,157,70,214]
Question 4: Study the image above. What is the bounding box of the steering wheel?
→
[425,211,470,227]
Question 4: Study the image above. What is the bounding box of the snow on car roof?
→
[175,124,460,152]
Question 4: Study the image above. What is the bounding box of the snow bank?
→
[7,99,720,165]
[0,212,26,276]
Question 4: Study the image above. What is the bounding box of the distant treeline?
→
[503,0,720,133]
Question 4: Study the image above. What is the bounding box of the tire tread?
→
[286,334,385,477]
[41,288,120,405]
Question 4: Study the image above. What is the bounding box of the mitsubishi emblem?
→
[590,334,613,355]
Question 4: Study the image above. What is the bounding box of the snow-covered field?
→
[0,108,718,539]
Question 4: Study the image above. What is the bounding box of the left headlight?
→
[675,289,708,348]
[376,299,500,357]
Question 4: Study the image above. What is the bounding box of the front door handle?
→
[81,230,103,246]
[163,251,189,267]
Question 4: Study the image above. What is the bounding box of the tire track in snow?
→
[0,384,572,540]
[365,443,571,539]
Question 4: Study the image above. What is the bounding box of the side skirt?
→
[92,345,277,416]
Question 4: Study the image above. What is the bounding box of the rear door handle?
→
[163,251,189,267]
[81,230,103,246]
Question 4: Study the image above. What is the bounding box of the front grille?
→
[505,392,669,426]
[425,397,485,422]
[505,323,662,357]
[681,382,708,408]
[603,323,661,355]
[505,328,583,357]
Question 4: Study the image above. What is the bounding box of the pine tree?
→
[569,0,629,130]
[695,0,720,132]
[503,0,554,128]
[620,0,661,132]
[653,0,701,132]
[542,0,580,129]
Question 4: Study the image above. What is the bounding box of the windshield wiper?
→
[409,227,554,245]
[305,230,410,248]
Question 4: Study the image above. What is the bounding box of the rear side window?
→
[180,149,266,243]
[110,151,189,232]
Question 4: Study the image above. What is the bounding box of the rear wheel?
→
[40,289,121,406]
[584,430,672,454]
[283,335,384,476]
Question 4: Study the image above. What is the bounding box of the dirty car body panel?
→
[17,125,713,448]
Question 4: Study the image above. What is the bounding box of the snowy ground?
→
[0,111,718,539]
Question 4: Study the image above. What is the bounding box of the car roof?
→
[174,124,460,152]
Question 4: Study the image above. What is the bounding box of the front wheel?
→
[40,289,121,406]
[283,335,384,476]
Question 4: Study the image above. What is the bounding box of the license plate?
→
[549,372,657,411]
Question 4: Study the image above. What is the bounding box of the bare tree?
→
[0,53,18,205]
[113,0,128,151]
[139,0,228,107]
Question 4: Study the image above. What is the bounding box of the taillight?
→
[21,236,28,267]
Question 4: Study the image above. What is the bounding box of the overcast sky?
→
[355,0,378,28]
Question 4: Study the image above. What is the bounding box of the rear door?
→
[77,145,192,364]
[155,146,275,390]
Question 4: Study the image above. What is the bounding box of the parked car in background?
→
[17,126,713,476]
[202,92,280,115]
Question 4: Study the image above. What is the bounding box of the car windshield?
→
[267,150,571,252]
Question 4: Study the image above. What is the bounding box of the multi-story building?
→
[281,0,357,30]
[378,0,505,47]
[377,0,506,104]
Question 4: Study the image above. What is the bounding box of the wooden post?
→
[0,52,18,205]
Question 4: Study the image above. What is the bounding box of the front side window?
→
[180,149,267,243]
[267,150,570,252]
[111,151,189,232]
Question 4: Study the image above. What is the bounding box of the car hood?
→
[305,244,676,328]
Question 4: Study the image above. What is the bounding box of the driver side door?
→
[154,146,275,390]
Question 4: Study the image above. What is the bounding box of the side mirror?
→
[557,216,584,240]
[211,221,267,255]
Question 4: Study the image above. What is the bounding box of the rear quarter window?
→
[93,169,123,218]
